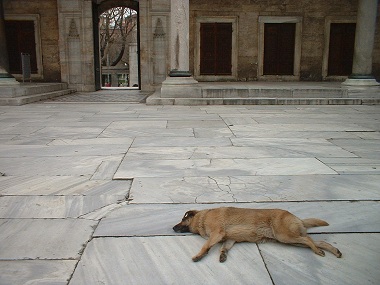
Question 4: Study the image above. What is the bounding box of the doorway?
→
[93,2,140,90]
[200,22,232,76]
[327,23,355,76]
[263,23,296,75]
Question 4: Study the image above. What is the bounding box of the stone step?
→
[147,95,380,106]
[0,89,76,106]
[201,88,345,98]
[0,83,69,98]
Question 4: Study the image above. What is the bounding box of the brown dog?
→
[173,207,342,262]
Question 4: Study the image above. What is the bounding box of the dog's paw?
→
[316,249,325,257]
[219,252,227,263]
[336,249,342,258]
[192,255,203,262]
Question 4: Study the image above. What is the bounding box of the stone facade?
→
[3,0,61,82]
[2,0,379,91]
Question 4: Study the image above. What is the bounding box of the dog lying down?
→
[173,207,342,262]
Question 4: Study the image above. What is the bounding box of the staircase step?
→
[0,83,69,98]
[0,89,76,106]
[147,94,380,106]
[201,88,345,98]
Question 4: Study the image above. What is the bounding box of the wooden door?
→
[328,23,356,76]
[5,20,37,74]
[264,23,295,75]
[200,22,232,76]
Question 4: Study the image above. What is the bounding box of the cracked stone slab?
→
[128,175,380,204]
[124,145,349,160]
[318,158,380,174]
[0,195,127,218]
[114,158,337,179]
[0,177,131,196]
[258,234,380,285]
[0,260,77,285]
[229,123,375,133]
[94,202,380,237]
[0,156,120,176]
[131,136,232,147]
[69,236,272,285]
[231,138,358,158]
[0,219,97,259]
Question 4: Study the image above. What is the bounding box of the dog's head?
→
[173,210,198,233]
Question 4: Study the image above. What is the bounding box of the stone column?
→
[0,0,18,85]
[343,0,379,86]
[129,26,139,87]
[160,0,201,98]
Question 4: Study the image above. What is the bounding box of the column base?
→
[160,76,202,98]
[342,74,379,86]
[0,73,20,86]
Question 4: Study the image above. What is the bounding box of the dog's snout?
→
[173,223,189,233]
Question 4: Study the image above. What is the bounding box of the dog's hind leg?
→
[219,239,236,263]
[314,241,342,258]
[192,231,225,262]
[286,236,326,256]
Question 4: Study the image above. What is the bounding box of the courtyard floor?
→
[0,101,379,284]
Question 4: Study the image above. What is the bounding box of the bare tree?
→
[100,7,137,67]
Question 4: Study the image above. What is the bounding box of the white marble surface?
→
[70,236,273,285]
[0,103,379,285]
[0,260,77,285]
[114,157,337,179]
[0,219,96,259]
[259,234,380,285]
[0,176,131,196]
[128,175,380,203]
[0,155,122,176]
[94,202,380,237]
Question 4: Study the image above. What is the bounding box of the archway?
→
[93,0,140,90]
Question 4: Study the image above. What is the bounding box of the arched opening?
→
[93,0,140,90]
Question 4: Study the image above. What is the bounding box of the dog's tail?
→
[302,218,329,228]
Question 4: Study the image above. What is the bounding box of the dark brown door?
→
[200,23,232,76]
[264,23,295,75]
[328,23,356,76]
[5,20,37,74]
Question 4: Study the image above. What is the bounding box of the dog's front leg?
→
[192,232,225,262]
[219,239,236,263]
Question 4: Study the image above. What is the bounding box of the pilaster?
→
[343,0,379,86]
[0,0,19,86]
[160,0,201,98]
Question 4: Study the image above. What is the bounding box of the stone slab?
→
[229,123,375,133]
[259,234,380,285]
[319,158,380,174]
[0,177,131,196]
[94,202,380,237]
[0,144,130,157]
[128,175,380,203]
[0,156,120,176]
[0,195,126,218]
[0,219,97,259]
[124,145,346,160]
[114,158,337,179]
[0,260,77,285]
[69,236,273,285]
[131,136,232,147]
[231,138,357,157]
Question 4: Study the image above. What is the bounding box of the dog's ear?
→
[183,210,197,219]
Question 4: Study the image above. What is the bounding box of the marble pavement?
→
[0,102,379,284]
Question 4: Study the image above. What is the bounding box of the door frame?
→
[322,17,356,81]
[4,14,43,80]
[258,16,302,81]
[195,16,238,81]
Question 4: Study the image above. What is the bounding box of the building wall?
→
[4,0,61,81]
[189,0,380,81]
